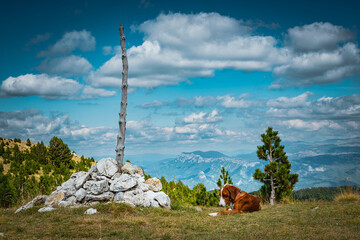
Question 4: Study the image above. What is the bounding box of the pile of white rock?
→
[15,158,170,213]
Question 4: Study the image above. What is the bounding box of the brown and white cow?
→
[209,184,261,216]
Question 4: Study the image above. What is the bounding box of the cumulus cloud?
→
[218,94,254,108]
[0,73,116,100]
[279,119,342,131]
[140,94,255,110]
[0,109,116,155]
[87,12,288,89]
[287,22,354,52]
[38,30,96,57]
[78,86,116,99]
[267,93,360,120]
[37,55,93,76]
[267,92,313,108]
[271,43,360,88]
[0,74,82,99]
[183,110,222,123]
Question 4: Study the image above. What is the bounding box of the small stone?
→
[45,190,65,207]
[114,192,124,202]
[195,207,202,212]
[137,182,150,192]
[84,208,97,215]
[75,188,87,202]
[38,207,55,212]
[121,162,138,175]
[111,172,122,180]
[59,196,76,207]
[145,177,162,192]
[136,166,144,177]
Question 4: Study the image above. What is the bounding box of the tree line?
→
[0,137,95,207]
[1,127,300,208]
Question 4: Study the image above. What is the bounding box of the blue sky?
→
[1,0,359,158]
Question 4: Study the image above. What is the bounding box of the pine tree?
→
[253,127,298,205]
[30,141,48,165]
[217,166,233,188]
[48,136,73,168]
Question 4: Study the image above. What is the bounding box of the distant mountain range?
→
[133,139,360,192]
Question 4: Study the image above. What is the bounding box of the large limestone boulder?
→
[123,189,150,207]
[121,162,138,175]
[45,190,65,207]
[110,174,137,192]
[85,192,114,202]
[145,190,160,207]
[60,178,77,197]
[15,195,48,213]
[145,177,162,192]
[83,179,109,195]
[71,171,90,189]
[96,158,119,178]
[154,191,171,209]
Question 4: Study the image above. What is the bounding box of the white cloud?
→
[183,110,222,123]
[0,73,116,100]
[279,119,342,131]
[78,86,116,99]
[38,30,96,57]
[287,22,354,52]
[218,94,253,108]
[37,55,93,76]
[0,74,82,99]
[87,13,288,89]
[271,43,360,88]
[267,93,360,120]
[267,92,313,108]
[308,166,325,172]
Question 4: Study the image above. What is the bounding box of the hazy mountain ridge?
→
[139,145,360,191]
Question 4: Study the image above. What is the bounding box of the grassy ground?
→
[1,200,359,239]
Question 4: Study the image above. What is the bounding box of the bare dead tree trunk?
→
[115,24,128,168]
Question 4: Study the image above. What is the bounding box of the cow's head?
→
[219,184,241,207]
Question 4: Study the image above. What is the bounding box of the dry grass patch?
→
[334,187,360,202]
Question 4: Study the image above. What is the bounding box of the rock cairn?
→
[15,158,170,213]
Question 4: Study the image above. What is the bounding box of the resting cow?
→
[209,184,261,216]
